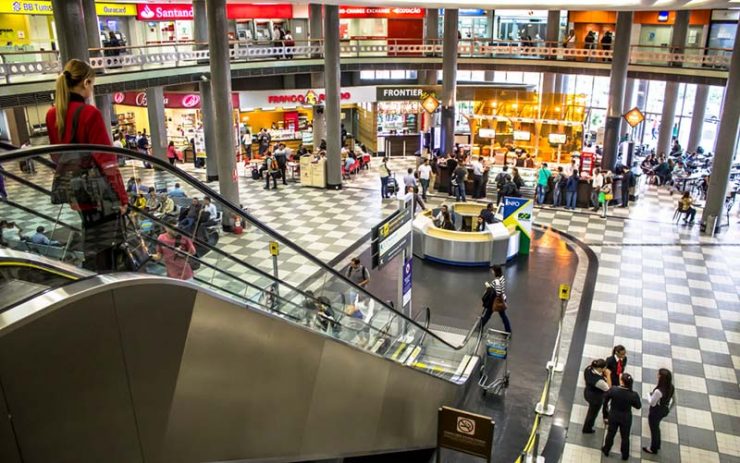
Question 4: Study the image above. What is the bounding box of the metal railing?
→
[0,38,732,84]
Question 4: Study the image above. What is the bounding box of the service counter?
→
[412,204,520,267]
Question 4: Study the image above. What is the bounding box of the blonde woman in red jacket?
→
[46,59,129,271]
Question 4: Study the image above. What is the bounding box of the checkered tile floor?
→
[3,156,739,463]
[533,184,740,463]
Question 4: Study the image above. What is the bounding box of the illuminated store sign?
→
[136,3,293,21]
[338,6,425,19]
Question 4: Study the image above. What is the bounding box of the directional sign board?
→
[371,203,413,269]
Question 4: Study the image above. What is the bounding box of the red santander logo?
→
[181,94,201,108]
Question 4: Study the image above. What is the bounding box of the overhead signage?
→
[239,86,376,109]
[372,206,413,269]
[439,9,486,17]
[657,11,669,22]
[421,95,440,114]
[267,90,352,105]
[502,197,533,255]
[136,3,293,21]
[339,6,425,19]
[437,407,494,462]
[376,85,438,101]
[2,1,136,16]
[548,133,567,144]
[623,107,645,128]
[513,131,531,141]
[113,91,239,109]
[478,128,496,139]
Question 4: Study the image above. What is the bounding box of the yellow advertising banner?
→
[0,2,136,17]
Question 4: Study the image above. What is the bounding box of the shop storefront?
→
[133,3,295,44]
[438,9,490,40]
[339,6,424,52]
[567,11,616,46]
[494,10,552,42]
[238,86,375,156]
[0,1,134,52]
[112,91,240,158]
[633,10,709,50]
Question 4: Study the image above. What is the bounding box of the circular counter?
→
[412,203,520,267]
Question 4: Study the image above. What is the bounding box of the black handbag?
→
[117,215,152,271]
[51,105,117,211]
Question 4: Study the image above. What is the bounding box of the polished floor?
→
[2,155,739,463]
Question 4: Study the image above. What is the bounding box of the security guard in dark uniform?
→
[582,359,609,433]
[602,373,642,460]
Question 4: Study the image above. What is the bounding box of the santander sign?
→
[136,4,194,21]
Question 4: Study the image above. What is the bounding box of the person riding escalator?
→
[46,59,128,272]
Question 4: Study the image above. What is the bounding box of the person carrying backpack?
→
[263,151,279,190]
[346,257,369,288]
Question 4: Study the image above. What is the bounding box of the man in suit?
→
[603,345,628,421]
[602,373,641,460]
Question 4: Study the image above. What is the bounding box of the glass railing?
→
[0,143,481,383]
[1,39,732,84]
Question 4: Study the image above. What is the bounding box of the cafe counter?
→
[412,204,520,267]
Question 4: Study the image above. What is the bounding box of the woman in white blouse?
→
[643,368,675,455]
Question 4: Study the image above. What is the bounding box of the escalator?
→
[0,144,483,463]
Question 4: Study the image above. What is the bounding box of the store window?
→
[359,70,417,80]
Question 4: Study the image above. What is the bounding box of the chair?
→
[672,200,685,224]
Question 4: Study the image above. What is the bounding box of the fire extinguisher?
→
[233,215,243,235]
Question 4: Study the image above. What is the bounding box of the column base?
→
[207,174,219,182]
[326,183,342,190]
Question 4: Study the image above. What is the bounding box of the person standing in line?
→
[603,345,628,422]
[417,158,432,200]
[565,169,580,210]
[621,166,633,208]
[591,167,604,211]
[643,368,675,455]
[535,162,551,205]
[495,165,510,205]
[454,162,468,202]
[379,157,391,199]
[257,128,271,156]
[470,156,484,199]
[602,373,641,461]
[600,175,613,219]
[446,153,458,196]
[552,166,566,207]
[582,358,610,434]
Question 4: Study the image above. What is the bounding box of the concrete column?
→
[657,11,690,156]
[81,0,112,137]
[419,8,440,86]
[546,10,560,49]
[601,11,633,172]
[52,0,88,63]
[309,4,324,88]
[441,9,459,156]
[701,32,740,231]
[313,106,326,150]
[193,0,218,181]
[146,87,167,161]
[206,0,240,205]
[323,5,342,189]
[687,84,709,153]
[482,10,495,81]
[619,77,636,137]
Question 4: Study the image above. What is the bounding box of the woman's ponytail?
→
[54,59,96,140]
[55,72,70,140]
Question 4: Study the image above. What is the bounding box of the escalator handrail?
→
[0,144,475,352]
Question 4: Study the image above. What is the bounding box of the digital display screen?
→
[548,133,567,144]
[513,131,531,141]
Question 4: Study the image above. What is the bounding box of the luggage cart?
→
[478,328,511,396]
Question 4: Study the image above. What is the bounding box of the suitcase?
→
[387,177,399,196]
